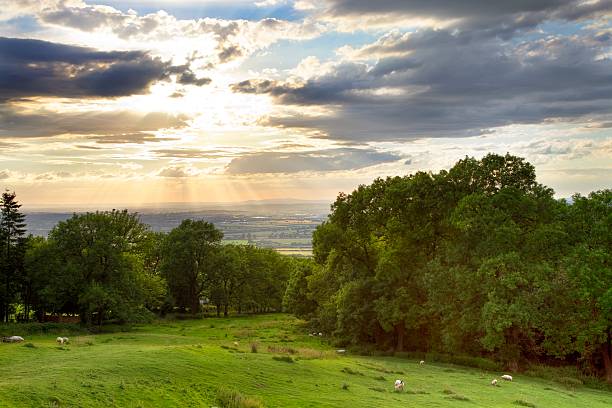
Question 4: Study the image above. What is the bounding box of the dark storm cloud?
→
[0,106,187,138]
[225,148,401,174]
[232,28,612,141]
[0,37,209,100]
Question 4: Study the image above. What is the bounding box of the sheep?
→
[318,332,323,336]
[56,337,64,345]
[233,341,239,347]
[419,360,425,365]
[62,337,69,344]
[2,336,24,343]
[394,379,405,392]
[336,349,346,354]
[491,379,498,386]
[501,374,513,381]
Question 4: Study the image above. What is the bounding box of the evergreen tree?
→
[0,190,27,322]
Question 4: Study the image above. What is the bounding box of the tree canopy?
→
[296,153,611,381]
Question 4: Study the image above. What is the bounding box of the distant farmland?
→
[24,201,327,257]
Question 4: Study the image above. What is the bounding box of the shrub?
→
[250,343,258,353]
[216,387,264,408]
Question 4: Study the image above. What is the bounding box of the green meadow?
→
[1,315,610,408]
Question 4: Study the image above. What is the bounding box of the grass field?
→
[1,315,610,407]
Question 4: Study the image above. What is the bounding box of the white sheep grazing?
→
[501,374,513,381]
[62,337,69,344]
[3,336,24,343]
[318,332,323,336]
[56,337,64,345]
[419,360,425,365]
[2,336,23,343]
[233,341,239,347]
[394,379,405,392]
[491,379,498,386]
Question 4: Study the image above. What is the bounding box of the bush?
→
[216,387,264,408]
[250,343,258,353]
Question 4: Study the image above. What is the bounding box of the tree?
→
[49,210,149,324]
[160,219,223,314]
[0,191,27,322]
[560,190,612,382]
[283,258,318,319]
[303,153,612,381]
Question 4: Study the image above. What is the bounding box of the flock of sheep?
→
[1,335,69,345]
[4,333,516,394]
[393,360,514,393]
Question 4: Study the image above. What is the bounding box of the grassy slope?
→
[0,315,610,408]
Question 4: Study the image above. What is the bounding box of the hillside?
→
[1,315,610,408]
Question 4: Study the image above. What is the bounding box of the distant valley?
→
[23,200,331,257]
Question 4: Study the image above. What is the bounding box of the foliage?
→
[0,191,27,322]
[302,153,612,382]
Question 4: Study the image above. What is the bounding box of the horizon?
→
[20,197,332,212]
[0,1,611,205]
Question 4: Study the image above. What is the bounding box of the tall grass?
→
[216,387,264,408]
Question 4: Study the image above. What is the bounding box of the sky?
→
[0,0,611,207]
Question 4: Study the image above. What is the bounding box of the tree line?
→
[283,154,611,382]
[0,201,293,325]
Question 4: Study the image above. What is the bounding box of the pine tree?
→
[0,190,26,322]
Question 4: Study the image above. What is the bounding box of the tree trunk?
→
[216,304,220,317]
[603,327,612,384]
[224,303,228,317]
[191,296,199,315]
[395,322,405,352]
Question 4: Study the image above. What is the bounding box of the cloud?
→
[314,0,612,34]
[0,37,211,101]
[24,1,324,64]
[89,133,180,144]
[232,28,612,141]
[0,106,187,138]
[154,148,234,159]
[157,166,199,178]
[225,147,401,174]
